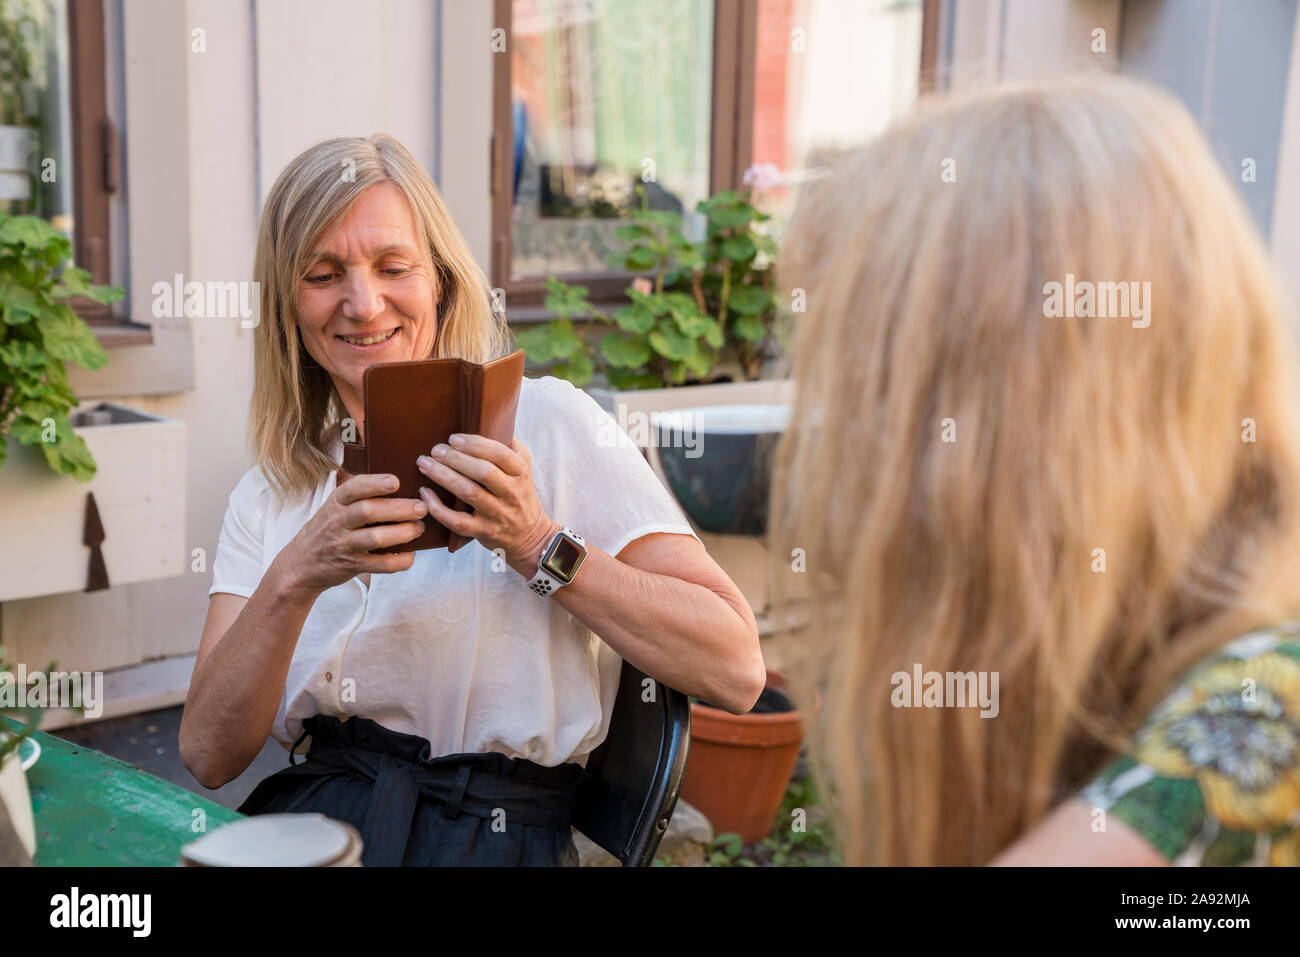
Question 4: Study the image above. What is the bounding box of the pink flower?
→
[741,163,781,192]
[631,277,653,295]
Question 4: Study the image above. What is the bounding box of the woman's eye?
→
[305,273,334,284]
[382,267,410,277]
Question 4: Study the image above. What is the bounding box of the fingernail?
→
[413,500,426,516]
[417,455,430,468]
[384,476,398,490]
[432,444,448,458]
[449,434,465,448]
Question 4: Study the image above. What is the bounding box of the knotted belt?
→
[276,717,587,867]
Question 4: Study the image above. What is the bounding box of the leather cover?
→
[337,349,526,554]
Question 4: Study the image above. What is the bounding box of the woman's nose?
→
[340,269,384,322]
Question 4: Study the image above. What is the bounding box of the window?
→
[507,0,714,278]
[493,0,725,314]
[748,0,927,230]
[491,0,930,315]
[0,0,145,345]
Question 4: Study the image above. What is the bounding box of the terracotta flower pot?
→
[680,668,818,844]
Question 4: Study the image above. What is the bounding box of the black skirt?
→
[237,714,591,866]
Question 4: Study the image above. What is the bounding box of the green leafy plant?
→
[705,831,756,867]
[0,214,123,480]
[758,764,842,867]
[516,184,791,390]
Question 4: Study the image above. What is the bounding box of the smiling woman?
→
[249,135,510,499]
[178,134,764,867]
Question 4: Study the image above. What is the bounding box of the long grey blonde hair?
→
[250,134,511,498]
[769,74,1300,865]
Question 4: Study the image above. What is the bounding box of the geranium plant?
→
[515,178,791,389]
[0,214,122,480]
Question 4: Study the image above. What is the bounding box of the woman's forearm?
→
[507,523,763,713]
[179,557,319,788]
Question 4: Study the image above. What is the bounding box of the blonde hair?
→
[769,74,1300,865]
[250,134,511,498]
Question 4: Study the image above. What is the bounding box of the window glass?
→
[0,0,75,243]
[510,0,714,279]
[750,0,924,232]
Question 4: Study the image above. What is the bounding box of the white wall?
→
[437,0,494,269]
[253,0,439,203]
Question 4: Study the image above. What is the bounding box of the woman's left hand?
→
[417,434,558,568]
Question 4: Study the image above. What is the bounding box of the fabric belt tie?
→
[302,740,582,867]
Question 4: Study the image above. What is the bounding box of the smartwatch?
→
[527,527,587,597]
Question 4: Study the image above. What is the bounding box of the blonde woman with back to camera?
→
[769,74,1300,866]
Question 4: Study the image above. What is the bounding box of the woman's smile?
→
[336,326,401,350]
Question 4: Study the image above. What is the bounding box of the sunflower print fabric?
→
[1080,623,1300,866]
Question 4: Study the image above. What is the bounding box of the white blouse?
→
[208,374,700,767]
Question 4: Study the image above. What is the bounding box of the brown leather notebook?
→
[337,349,526,554]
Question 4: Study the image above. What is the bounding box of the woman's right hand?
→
[274,472,426,597]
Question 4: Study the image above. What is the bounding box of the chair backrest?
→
[571,659,692,867]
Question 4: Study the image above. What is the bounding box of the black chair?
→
[571,659,692,866]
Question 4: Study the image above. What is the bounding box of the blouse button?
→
[325,671,333,682]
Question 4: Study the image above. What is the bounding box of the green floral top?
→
[1081,622,1300,866]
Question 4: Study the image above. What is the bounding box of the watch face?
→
[543,535,585,582]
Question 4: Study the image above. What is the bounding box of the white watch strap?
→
[527,527,585,597]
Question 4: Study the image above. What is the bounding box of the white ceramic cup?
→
[180,813,362,867]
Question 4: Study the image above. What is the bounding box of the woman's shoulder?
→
[225,462,274,512]
[1081,621,1300,865]
[521,373,587,407]
[237,462,273,493]
[519,375,613,435]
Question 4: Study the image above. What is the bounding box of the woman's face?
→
[296,182,439,426]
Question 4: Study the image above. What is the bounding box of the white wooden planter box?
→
[0,402,185,602]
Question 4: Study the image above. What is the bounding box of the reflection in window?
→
[750,0,923,232]
[510,0,714,279]
[0,0,74,243]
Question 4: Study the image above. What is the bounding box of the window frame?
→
[66,0,149,346]
[920,0,942,94]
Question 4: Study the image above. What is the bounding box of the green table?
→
[4,720,243,866]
